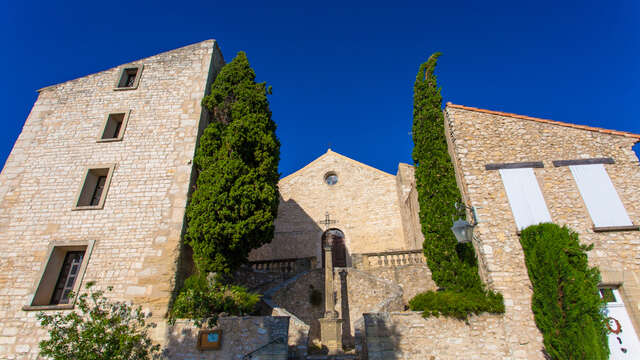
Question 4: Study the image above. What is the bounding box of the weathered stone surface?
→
[445,103,640,359]
[165,316,289,360]
[364,312,509,359]
[0,40,224,358]
[249,150,422,266]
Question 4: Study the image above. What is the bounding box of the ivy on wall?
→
[409,53,504,319]
[520,223,609,359]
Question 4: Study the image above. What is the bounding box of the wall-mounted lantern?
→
[450,203,481,244]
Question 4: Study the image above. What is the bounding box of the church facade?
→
[1,40,640,359]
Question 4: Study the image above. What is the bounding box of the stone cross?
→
[318,212,337,231]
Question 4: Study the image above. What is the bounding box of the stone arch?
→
[322,228,347,268]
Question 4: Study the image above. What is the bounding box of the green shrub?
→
[519,223,608,359]
[170,273,261,327]
[409,52,503,319]
[38,282,161,360]
[186,51,280,279]
[409,289,504,320]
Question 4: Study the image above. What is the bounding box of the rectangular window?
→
[569,164,633,229]
[98,111,130,142]
[23,241,94,310]
[50,251,84,305]
[74,165,115,210]
[499,168,552,231]
[114,64,143,90]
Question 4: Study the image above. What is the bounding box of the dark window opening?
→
[50,251,85,305]
[117,68,139,88]
[90,176,106,206]
[101,113,125,140]
[76,167,111,208]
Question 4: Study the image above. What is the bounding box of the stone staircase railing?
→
[352,249,425,269]
[249,257,316,274]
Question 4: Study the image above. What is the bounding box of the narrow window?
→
[114,65,143,90]
[569,164,633,229]
[119,68,138,88]
[74,166,115,210]
[499,168,552,231]
[98,111,130,142]
[23,242,94,310]
[50,251,85,305]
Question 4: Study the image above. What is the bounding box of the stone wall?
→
[363,312,509,359]
[334,268,404,350]
[250,150,408,265]
[445,103,640,359]
[0,40,223,358]
[165,316,289,360]
[396,164,424,250]
[363,264,437,304]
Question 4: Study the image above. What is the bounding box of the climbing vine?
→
[519,223,609,359]
[409,52,503,319]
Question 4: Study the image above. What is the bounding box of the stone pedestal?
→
[319,317,343,355]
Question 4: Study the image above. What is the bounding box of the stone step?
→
[305,354,358,360]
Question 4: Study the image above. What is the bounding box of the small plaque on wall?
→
[197,329,222,350]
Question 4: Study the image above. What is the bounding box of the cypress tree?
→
[412,52,481,291]
[409,53,503,318]
[185,51,280,279]
[520,223,609,359]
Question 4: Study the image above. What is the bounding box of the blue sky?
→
[2,1,638,177]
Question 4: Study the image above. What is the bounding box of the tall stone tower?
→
[0,40,224,357]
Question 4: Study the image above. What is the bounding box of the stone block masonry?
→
[165,316,289,360]
[0,40,224,358]
[445,103,640,359]
[364,312,509,359]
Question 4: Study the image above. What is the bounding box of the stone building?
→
[0,40,226,358]
[2,39,640,360]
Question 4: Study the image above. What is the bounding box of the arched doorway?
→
[322,228,347,268]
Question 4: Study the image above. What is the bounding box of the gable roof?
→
[279,149,394,183]
[446,102,640,140]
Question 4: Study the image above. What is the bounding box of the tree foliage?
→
[185,51,280,278]
[38,283,161,360]
[520,223,609,359]
[409,52,503,318]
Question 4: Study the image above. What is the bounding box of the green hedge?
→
[409,53,503,319]
[409,289,504,320]
[520,223,609,359]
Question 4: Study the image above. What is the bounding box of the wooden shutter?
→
[569,164,632,228]
[499,168,552,230]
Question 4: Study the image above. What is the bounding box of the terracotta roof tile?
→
[446,102,640,140]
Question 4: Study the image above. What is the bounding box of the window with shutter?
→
[569,164,633,229]
[499,168,552,231]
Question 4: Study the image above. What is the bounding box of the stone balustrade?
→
[249,256,316,274]
[352,250,425,269]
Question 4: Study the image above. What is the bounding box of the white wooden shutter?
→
[569,164,632,228]
[499,168,552,230]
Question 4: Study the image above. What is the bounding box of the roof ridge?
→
[446,102,640,140]
[279,149,394,183]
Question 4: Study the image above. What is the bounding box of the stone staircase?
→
[244,250,434,360]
